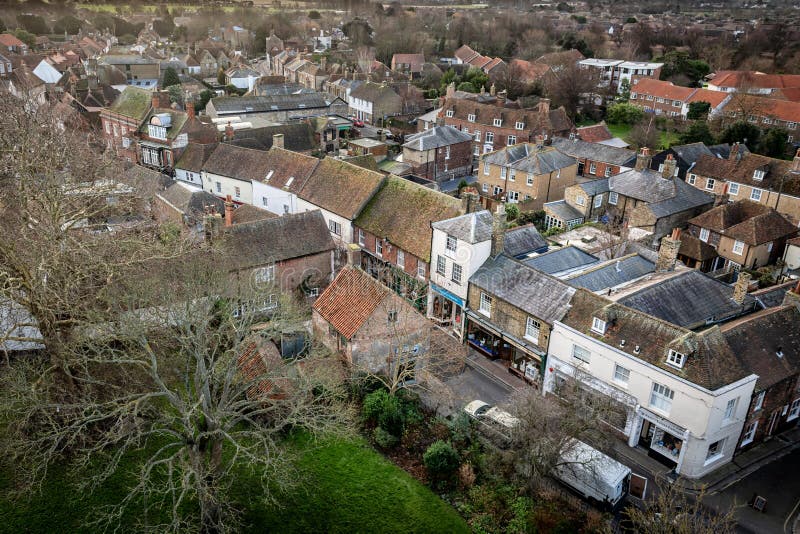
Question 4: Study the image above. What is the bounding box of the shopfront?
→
[466,312,542,385]
[428,284,464,338]
[634,408,688,470]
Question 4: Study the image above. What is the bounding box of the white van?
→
[553,439,631,510]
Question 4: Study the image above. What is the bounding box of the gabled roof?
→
[176,143,218,173]
[107,86,152,120]
[158,180,224,218]
[313,266,390,339]
[441,97,574,135]
[354,176,462,262]
[551,137,636,166]
[678,234,718,261]
[224,210,334,270]
[523,246,599,276]
[259,147,319,192]
[483,144,577,175]
[578,178,610,196]
[709,70,800,90]
[724,94,800,123]
[203,144,272,182]
[403,126,473,151]
[631,78,695,101]
[349,82,401,103]
[230,204,278,225]
[454,44,480,63]
[210,93,340,114]
[504,224,548,257]
[692,150,799,196]
[299,158,385,220]
[688,200,797,245]
[575,121,612,143]
[618,270,757,330]
[0,34,26,48]
[508,59,550,84]
[432,210,493,244]
[470,254,576,324]
[230,122,316,152]
[566,254,655,292]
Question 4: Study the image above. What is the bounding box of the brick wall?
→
[467,283,551,353]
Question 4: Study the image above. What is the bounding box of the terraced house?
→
[100,86,152,162]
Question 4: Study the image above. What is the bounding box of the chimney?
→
[781,281,800,311]
[272,133,284,150]
[729,142,741,161]
[152,90,169,110]
[662,153,677,178]
[225,121,234,141]
[491,204,506,258]
[537,98,550,115]
[224,195,234,227]
[655,228,682,272]
[346,243,362,267]
[732,271,752,305]
[489,83,496,96]
[635,147,652,171]
[791,148,800,174]
[203,213,222,241]
[186,101,195,120]
[460,187,479,213]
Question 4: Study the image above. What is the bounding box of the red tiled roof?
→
[723,94,800,123]
[631,78,695,101]
[710,70,800,90]
[509,59,550,84]
[576,121,613,142]
[687,88,729,108]
[454,44,479,63]
[0,33,25,48]
[312,267,388,340]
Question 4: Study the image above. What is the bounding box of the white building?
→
[578,58,663,94]
[543,289,758,479]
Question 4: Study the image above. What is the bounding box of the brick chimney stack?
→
[152,91,169,110]
[730,142,743,161]
[491,203,506,258]
[224,194,234,227]
[186,101,195,120]
[537,98,550,115]
[635,147,652,171]
[272,133,284,150]
[791,148,800,174]
[662,153,677,178]
[460,187,480,214]
[732,271,752,305]
[225,121,234,141]
[655,228,682,272]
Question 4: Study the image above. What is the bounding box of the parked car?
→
[464,400,519,429]
[352,118,365,127]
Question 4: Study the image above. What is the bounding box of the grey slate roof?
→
[578,178,610,196]
[470,254,576,324]
[544,200,584,222]
[504,225,548,257]
[522,246,599,276]
[567,254,655,292]
[618,270,757,330]
[432,210,493,244]
[211,93,341,114]
[670,142,713,165]
[646,179,714,218]
[159,181,224,216]
[224,210,334,270]
[483,144,577,175]
[403,126,473,151]
[752,281,797,309]
[609,168,676,203]
[551,137,636,166]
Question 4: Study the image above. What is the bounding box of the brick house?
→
[723,300,800,452]
[402,126,474,182]
[440,93,574,156]
[707,70,800,96]
[100,86,152,162]
[717,94,800,141]
[550,136,635,178]
[685,200,797,271]
[628,78,731,119]
[477,142,578,208]
[223,209,336,304]
[690,146,800,223]
[138,101,218,174]
[154,181,225,233]
[312,266,431,378]
[390,53,425,78]
[353,176,462,312]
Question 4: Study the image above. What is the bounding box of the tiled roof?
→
[392,53,425,68]
[260,147,319,192]
[618,270,757,330]
[349,82,401,104]
[576,122,613,143]
[211,93,339,114]
[313,266,389,339]
[691,150,799,196]
[158,181,223,217]
[752,280,798,309]
[354,176,462,262]
[0,33,26,48]
[484,144,577,175]
[230,122,316,152]
[403,126,473,151]
[552,137,636,166]
[440,97,574,135]
[563,289,750,390]
[566,254,655,292]
[454,45,480,63]
[470,254,576,324]
[522,246,599,276]
[678,234,717,261]
[223,210,334,270]
[107,86,152,120]
[645,179,714,218]
[721,306,800,390]
[176,143,218,173]
[432,210,494,244]
[578,178,611,196]
[631,78,695,101]
[710,70,800,90]
[723,94,800,124]
[688,200,797,245]
[508,59,550,83]
[299,157,385,220]
[544,199,584,222]
[687,88,729,108]
[203,144,272,182]
[504,224,548,257]
[230,204,278,225]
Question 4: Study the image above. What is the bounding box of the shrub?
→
[373,426,399,448]
[606,103,644,125]
[309,10,321,19]
[424,440,460,479]
[362,389,404,435]
[505,204,520,221]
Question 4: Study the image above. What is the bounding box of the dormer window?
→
[591,317,607,334]
[147,113,171,141]
[467,113,476,122]
[753,169,765,181]
[493,118,502,127]
[666,349,685,368]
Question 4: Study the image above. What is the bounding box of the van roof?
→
[560,439,631,485]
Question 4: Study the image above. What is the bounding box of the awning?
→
[466,311,503,338]
[430,283,465,307]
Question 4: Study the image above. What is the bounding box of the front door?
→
[638,420,655,448]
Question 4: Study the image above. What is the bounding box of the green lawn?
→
[0,437,468,533]
[605,122,632,141]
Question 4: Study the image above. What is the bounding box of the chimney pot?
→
[662,153,677,178]
[655,230,682,272]
[225,121,234,141]
[187,101,195,120]
[272,133,284,150]
[224,194,234,227]
[635,147,653,171]
[732,271,752,305]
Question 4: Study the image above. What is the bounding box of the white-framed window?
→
[507,135,516,146]
[445,145,451,160]
[650,382,675,413]
[376,239,383,256]
[732,240,745,255]
[483,162,490,176]
[723,397,738,422]
[788,122,797,130]
[508,169,516,182]
[500,166,507,179]
[646,95,653,101]
[687,173,696,185]
[788,398,800,421]
[493,186,503,196]
[358,228,365,246]
[753,390,765,411]
[572,344,591,363]
[436,255,446,275]
[329,220,342,236]
[446,110,454,117]
[699,228,710,242]
[446,234,457,253]
[706,438,725,463]
[493,118,502,127]
[589,162,597,175]
[479,292,492,316]
[525,317,540,342]
[526,173,533,186]
[604,166,612,178]
[467,113,475,122]
[613,364,630,386]
[485,132,494,143]
[482,183,488,193]
[253,264,275,284]
[474,145,480,156]
[741,421,758,446]
[750,188,762,201]
[417,260,426,278]
[666,349,686,368]
[575,195,585,206]
[706,178,715,190]
[104,121,111,134]
[594,194,603,208]
[474,130,481,141]
[515,121,524,130]
[451,263,462,284]
[591,317,606,334]
[215,181,222,193]
[753,169,765,181]
[234,186,241,198]
[609,192,619,205]
[397,249,405,268]
[728,183,739,196]
[508,191,519,201]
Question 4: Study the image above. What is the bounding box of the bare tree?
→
[545,61,601,119]
[628,116,659,150]
[1,265,354,533]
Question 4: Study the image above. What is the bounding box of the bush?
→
[424,441,460,479]
[362,389,404,435]
[309,10,321,19]
[606,103,644,125]
[505,204,520,221]
[373,426,399,448]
